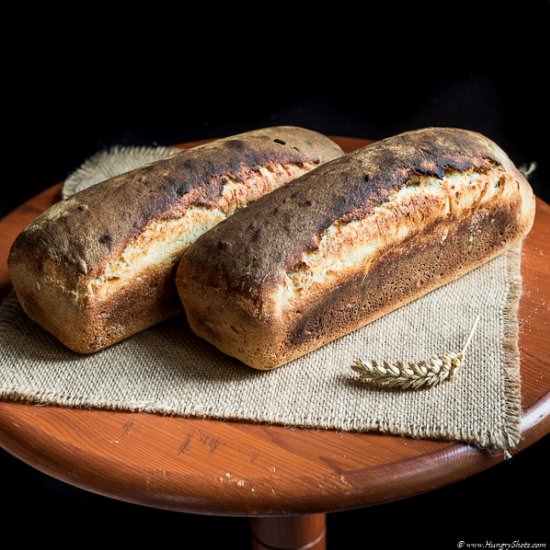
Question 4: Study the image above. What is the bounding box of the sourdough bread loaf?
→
[9,126,343,352]
[176,128,535,370]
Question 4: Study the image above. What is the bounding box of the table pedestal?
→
[251,513,326,550]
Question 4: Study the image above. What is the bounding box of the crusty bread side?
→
[177,128,536,370]
[9,126,343,353]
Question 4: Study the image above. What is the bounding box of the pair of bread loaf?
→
[9,126,535,370]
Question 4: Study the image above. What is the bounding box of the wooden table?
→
[0,137,549,550]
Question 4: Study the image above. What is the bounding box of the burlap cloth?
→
[0,146,523,454]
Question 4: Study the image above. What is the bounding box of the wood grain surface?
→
[0,137,548,516]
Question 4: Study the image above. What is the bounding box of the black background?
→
[2,2,548,548]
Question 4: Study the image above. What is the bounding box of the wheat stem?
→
[461,314,481,356]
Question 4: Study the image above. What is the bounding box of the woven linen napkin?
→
[0,146,523,454]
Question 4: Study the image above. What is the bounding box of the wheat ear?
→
[351,315,481,390]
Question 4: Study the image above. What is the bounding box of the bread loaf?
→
[9,126,343,352]
[176,128,535,370]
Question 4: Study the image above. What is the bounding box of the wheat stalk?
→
[351,315,481,390]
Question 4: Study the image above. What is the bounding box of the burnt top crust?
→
[9,126,342,279]
[181,127,520,299]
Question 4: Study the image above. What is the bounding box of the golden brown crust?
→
[9,126,343,353]
[177,128,536,370]
[180,128,524,302]
[9,259,182,353]
[10,126,342,280]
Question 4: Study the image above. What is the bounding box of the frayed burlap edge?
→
[500,244,523,457]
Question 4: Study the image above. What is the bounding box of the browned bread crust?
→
[177,128,536,370]
[9,126,343,353]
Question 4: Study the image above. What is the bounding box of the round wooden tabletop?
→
[0,137,548,516]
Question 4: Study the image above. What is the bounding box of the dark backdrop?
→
[2,2,548,548]
[2,3,549,215]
